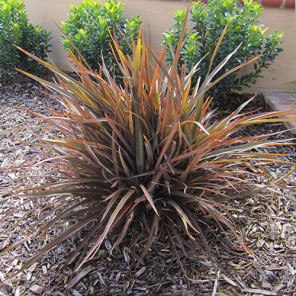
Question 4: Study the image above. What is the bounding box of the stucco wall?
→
[22,0,296,93]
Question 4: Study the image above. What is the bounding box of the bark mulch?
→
[0,81,295,296]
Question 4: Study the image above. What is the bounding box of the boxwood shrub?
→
[163,0,283,101]
[61,0,142,78]
[0,0,52,80]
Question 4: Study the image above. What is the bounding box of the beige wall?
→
[22,0,296,93]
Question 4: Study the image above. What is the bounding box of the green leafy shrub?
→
[61,0,142,77]
[163,0,283,100]
[0,0,52,79]
[2,17,295,277]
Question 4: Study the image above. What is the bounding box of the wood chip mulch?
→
[0,81,295,296]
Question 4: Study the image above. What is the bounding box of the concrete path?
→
[262,92,296,134]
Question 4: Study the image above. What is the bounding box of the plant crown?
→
[1,16,295,277]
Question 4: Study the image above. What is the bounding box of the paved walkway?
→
[262,92,296,134]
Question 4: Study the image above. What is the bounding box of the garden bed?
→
[0,81,295,296]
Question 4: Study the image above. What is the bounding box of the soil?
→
[0,80,295,296]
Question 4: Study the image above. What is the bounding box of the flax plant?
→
[1,16,295,275]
